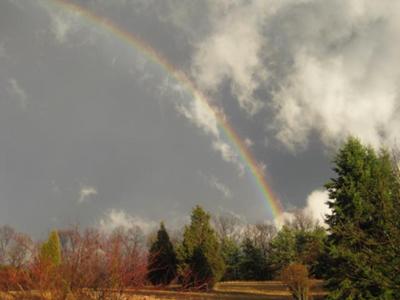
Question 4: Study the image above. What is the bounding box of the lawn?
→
[1,281,327,299]
[124,280,327,299]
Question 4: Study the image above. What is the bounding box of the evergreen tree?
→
[178,206,225,289]
[239,238,266,280]
[325,137,400,299]
[269,226,296,276]
[301,227,327,278]
[268,222,326,279]
[188,246,214,288]
[147,222,177,285]
[294,226,327,278]
[220,238,241,280]
[40,230,62,266]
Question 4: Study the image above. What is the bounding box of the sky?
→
[1,0,399,236]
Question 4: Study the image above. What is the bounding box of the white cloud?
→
[303,189,331,226]
[273,49,399,150]
[191,0,270,115]
[274,189,331,228]
[257,161,267,175]
[244,137,254,148]
[40,0,249,176]
[210,177,232,199]
[212,140,245,175]
[51,13,72,43]
[270,0,400,149]
[192,0,400,150]
[38,1,102,46]
[99,209,156,233]
[171,81,245,174]
[164,77,219,138]
[39,2,80,44]
[175,95,219,137]
[79,186,97,203]
[7,78,27,110]
[201,173,232,199]
[274,211,296,230]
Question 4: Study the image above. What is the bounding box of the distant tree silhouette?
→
[239,238,266,280]
[148,222,177,285]
[220,237,241,280]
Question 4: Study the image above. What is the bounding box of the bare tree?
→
[212,212,244,243]
[0,226,32,268]
[244,222,276,256]
[285,210,321,232]
[7,233,32,268]
[110,226,147,288]
[254,223,277,256]
[0,226,15,265]
[281,263,312,300]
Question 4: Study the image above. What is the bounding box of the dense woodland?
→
[0,137,399,299]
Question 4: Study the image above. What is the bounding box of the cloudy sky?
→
[1,0,399,236]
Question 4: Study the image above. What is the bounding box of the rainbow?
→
[46,0,284,218]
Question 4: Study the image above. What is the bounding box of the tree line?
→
[0,137,399,299]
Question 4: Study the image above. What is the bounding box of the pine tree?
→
[178,205,225,289]
[325,137,400,299]
[268,222,326,279]
[220,238,241,280]
[239,238,266,280]
[147,222,177,285]
[269,226,296,276]
[40,230,62,266]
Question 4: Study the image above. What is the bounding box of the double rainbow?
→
[47,0,284,219]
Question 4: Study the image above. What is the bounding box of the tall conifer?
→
[148,222,177,285]
[325,137,400,299]
[178,206,225,289]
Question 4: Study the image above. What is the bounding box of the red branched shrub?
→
[0,266,31,291]
[281,263,312,300]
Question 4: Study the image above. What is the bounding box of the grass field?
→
[125,280,327,299]
[1,281,327,299]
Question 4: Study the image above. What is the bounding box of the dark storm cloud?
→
[3,0,394,235]
[0,0,273,236]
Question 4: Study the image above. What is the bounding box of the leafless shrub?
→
[281,263,312,300]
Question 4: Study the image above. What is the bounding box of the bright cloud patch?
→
[275,189,331,228]
[191,1,269,115]
[79,186,97,203]
[40,2,81,44]
[192,0,400,150]
[99,209,156,233]
[173,86,245,174]
[7,78,27,110]
[212,140,244,175]
[175,96,219,137]
[303,189,331,225]
[201,173,233,199]
[39,1,105,46]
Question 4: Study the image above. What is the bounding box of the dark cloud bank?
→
[0,0,398,235]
